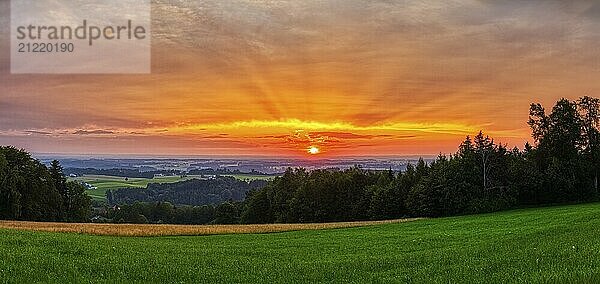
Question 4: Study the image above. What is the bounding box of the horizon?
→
[33,153,437,160]
[32,152,438,163]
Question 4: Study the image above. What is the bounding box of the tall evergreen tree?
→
[474,131,494,191]
[49,160,69,212]
[65,181,91,222]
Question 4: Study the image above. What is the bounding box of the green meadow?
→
[70,174,275,201]
[69,175,192,201]
[1,202,600,283]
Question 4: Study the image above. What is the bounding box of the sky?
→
[1,0,600,157]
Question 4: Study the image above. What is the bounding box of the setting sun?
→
[308,146,320,155]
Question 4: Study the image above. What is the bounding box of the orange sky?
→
[1,0,600,157]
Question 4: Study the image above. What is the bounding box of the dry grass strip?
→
[0,218,422,237]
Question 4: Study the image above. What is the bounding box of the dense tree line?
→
[107,177,267,206]
[65,168,181,179]
[105,201,242,224]
[241,97,600,223]
[0,147,91,222]
[187,168,271,176]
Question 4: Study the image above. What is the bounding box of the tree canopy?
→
[0,147,90,222]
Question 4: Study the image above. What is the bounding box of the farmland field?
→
[0,218,417,237]
[1,203,600,283]
[69,175,195,201]
[70,174,276,201]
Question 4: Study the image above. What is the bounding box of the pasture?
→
[1,203,600,282]
[70,174,276,201]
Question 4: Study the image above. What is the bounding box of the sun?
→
[307,146,320,155]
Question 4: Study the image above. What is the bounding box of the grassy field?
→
[69,175,194,201]
[70,174,276,201]
[1,203,600,283]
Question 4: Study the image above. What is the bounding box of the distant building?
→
[79,181,97,190]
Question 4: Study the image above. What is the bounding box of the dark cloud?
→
[583,2,600,20]
[72,129,115,135]
[308,132,388,140]
[202,134,230,139]
[255,135,289,139]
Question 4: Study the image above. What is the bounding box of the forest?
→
[107,177,266,206]
[65,168,180,179]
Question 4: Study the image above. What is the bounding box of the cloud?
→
[23,130,52,135]
[583,2,600,20]
[72,129,115,135]
[308,132,395,140]
[202,134,230,139]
